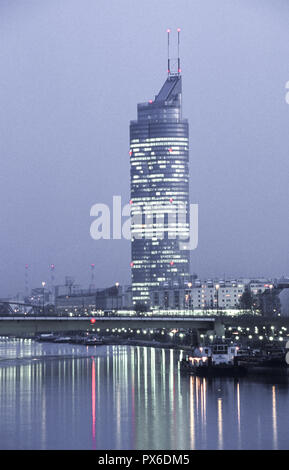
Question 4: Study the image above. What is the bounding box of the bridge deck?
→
[0,316,221,335]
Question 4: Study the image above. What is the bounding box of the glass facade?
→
[130,74,190,306]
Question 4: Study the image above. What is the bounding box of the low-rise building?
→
[150,280,246,310]
[150,278,278,312]
[55,285,132,313]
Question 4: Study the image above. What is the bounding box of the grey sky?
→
[0,0,289,296]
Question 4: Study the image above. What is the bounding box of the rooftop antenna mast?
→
[50,264,55,303]
[24,264,29,302]
[167,28,181,77]
[177,28,181,74]
[90,263,95,293]
[167,28,171,76]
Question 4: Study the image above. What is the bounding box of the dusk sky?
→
[0,0,289,297]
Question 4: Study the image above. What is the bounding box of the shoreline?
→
[101,337,193,352]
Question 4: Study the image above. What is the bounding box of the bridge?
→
[0,315,224,337]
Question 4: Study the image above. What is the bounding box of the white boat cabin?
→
[195,344,239,365]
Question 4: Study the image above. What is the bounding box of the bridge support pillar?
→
[214,319,225,337]
[195,329,201,346]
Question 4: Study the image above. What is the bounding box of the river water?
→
[0,338,288,450]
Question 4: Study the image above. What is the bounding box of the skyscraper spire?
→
[167,28,182,77]
[167,29,171,75]
[177,28,181,74]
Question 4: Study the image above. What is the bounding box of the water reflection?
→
[91,359,96,449]
[272,385,278,450]
[217,398,223,450]
[0,341,288,449]
[236,382,241,448]
[189,377,195,449]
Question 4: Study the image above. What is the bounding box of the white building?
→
[150,278,275,311]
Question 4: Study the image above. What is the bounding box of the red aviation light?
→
[149,100,153,104]
[129,200,133,205]
[169,198,173,203]
[130,262,134,267]
[168,148,173,153]
[129,150,132,156]
[90,318,96,324]
[170,261,174,266]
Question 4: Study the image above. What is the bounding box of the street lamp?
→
[115,282,120,310]
[215,284,220,312]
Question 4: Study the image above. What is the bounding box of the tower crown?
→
[167,28,181,77]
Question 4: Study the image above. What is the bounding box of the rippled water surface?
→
[0,339,288,449]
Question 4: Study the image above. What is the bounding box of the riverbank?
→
[101,336,193,352]
[33,333,193,352]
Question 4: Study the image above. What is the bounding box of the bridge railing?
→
[0,312,217,321]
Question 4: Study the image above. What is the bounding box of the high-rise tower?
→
[130,30,190,307]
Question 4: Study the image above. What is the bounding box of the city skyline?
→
[1,1,289,454]
[1,0,289,297]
